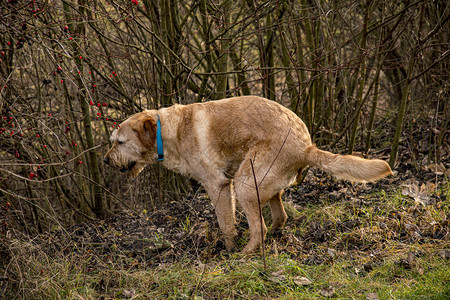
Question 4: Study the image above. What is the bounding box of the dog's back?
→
[170,96,392,183]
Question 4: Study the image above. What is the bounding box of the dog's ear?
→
[132,115,157,149]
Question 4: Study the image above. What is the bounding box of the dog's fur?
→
[104,96,392,254]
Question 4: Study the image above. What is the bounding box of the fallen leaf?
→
[320,286,335,297]
[269,270,286,282]
[327,248,337,258]
[193,221,209,237]
[426,163,446,175]
[407,251,416,264]
[292,276,312,286]
[366,292,379,300]
[122,289,135,299]
[401,181,435,206]
[438,249,450,259]
[304,190,320,197]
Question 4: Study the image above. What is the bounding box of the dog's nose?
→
[104,156,110,165]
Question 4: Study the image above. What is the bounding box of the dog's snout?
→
[104,156,110,165]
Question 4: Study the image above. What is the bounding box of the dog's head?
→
[104,111,158,178]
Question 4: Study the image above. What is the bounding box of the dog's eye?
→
[118,140,124,145]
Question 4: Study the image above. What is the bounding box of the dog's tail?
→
[304,145,393,183]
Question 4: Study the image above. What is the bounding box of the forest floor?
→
[1,130,450,299]
[2,164,449,299]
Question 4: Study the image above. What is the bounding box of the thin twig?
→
[0,144,103,167]
[190,263,207,299]
[249,156,266,271]
[259,128,292,186]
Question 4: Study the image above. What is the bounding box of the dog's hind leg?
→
[233,177,268,254]
[269,190,287,234]
[232,156,275,254]
[232,145,296,254]
[204,179,237,252]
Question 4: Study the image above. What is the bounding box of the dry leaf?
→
[292,276,312,286]
[269,270,286,282]
[320,286,335,297]
[401,181,435,206]
[366,292,379,300]
[438,250,450,259]
[407,251,416,264]
[327,248,337,258]
[122,289,135,299]
[426,163,446,175]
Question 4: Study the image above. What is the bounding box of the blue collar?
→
[156,115,164,161]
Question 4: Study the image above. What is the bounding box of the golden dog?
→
[104,96,392,254]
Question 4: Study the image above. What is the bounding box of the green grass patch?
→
[6,247,448,299]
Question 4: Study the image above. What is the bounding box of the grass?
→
[7,249,449,299]
[2,181,449,299]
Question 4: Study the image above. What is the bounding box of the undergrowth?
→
[1,181,449,299]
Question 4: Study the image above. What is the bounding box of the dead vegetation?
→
[1,152,448,298]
